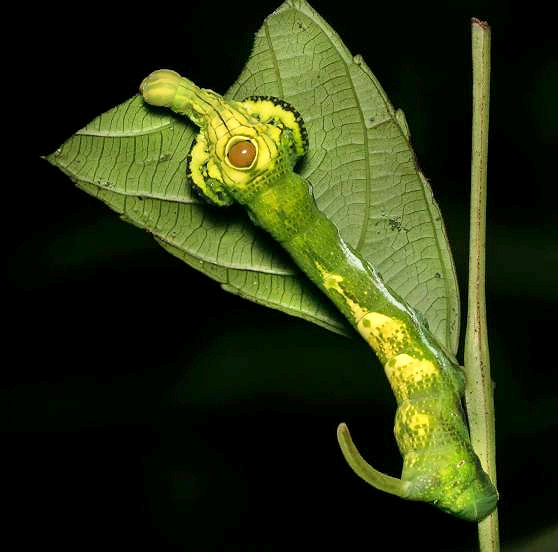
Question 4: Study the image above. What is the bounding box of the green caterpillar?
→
[140,69,498,521]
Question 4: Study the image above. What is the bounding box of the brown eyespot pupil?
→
[228,140,256,168]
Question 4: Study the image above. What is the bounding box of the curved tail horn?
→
[337,422,411,498]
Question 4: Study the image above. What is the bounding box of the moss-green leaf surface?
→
[46,0,460,353]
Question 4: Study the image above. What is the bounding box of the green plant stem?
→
[464,18,499,552]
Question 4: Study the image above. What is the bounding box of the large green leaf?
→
[46,0,460,353]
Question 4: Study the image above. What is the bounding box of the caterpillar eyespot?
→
[226,138,257,169]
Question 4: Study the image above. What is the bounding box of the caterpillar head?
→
[140,70,308,206]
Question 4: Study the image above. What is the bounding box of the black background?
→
[8,0,558,550]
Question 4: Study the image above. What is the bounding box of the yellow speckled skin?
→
[140,70,497,521]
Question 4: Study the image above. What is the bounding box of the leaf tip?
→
[40,151,59,167]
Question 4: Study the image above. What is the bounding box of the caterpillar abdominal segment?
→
[140,69,498,521]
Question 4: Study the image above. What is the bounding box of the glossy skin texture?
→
[140,69,498,521]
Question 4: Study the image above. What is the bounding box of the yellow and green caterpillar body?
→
[140,69,498,521]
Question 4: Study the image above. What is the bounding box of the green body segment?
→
[140,69,498,521]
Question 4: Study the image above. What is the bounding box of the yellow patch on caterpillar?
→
[395,402,433,451]
[239,98,306,157]
[344,296,368,322]
[251,133,278,173]
[357,312,409,361]
[207,158,221,181]
[315,263,369,322]
[208,118,236,142]
[314,263,410,361]
[189,135,209,187]
[242,99,287,125]
[408,413,431,437]
[385,354,438,399]
[321,270,344,294]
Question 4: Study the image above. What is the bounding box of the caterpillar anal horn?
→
[337,422,411,498]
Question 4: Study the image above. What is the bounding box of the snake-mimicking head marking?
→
[140,69,308,207]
